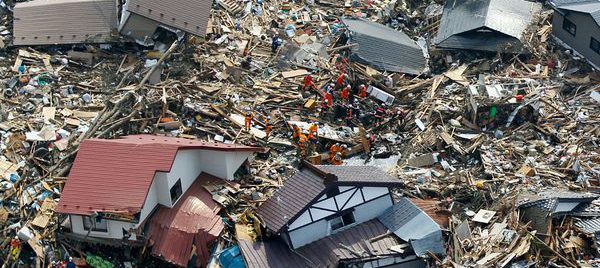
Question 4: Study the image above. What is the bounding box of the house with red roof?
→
[57,135,262,267]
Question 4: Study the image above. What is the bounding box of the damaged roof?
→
[554,0,600,27]
[238,219,425,268]
[13,0,117,46]
[434,0,541,52]
[57,135,261,216]
[341,18,426,75]
[147,173,225,267]
[126,0,213,36]
[257,162,402,232]
[378,198,445,257]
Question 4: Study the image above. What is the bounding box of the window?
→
[330,211,356,231]
[591,37,600,55]
[170,179,183,204]
[82,216,108,232]
[563,18,576,36]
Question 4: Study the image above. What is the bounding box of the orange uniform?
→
[324,93,333,107]
[359,85,367,98]
[265,119,272,138]
[309,124,318,137]
[245,113,254,130]
[341,86,350,101]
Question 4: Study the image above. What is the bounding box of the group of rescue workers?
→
[240,55,384,166]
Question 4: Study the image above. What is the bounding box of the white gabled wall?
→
[288,219,328,248]
[138,149,252,220]
[70,215,136,240]
[353,195,393,223]
[197,150,252,180]
[286,186,393,249]
[166,150,205,197]
[137,176,159,225]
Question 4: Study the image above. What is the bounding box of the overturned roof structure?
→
[13,0,117,46]
[341,18,427,75]
[125,0,213,36]
[434,0,542,53]
[378,198,445,257]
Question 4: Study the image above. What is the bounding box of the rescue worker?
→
[308,123,318,140]
[324,92,334,108]
[292,124,301,143]
[302,74,316,91]
[264,116,272,139]
[346,104,354,126]
[329,143,341,161]
[330,152,343,165]
[341,85,350,102]
[245,112,254,131]
[271,36,282,53]
[340,144,348,157]
[336,73,347,89]
[10,236,20,261]
[298,132,309,157]
[358,84,367,98]
[325,83,335,94]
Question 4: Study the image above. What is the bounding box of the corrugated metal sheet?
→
[378,198,445,257]
[127,0,212,36]
[434,0,541,52]
[147,174,224,267]
[257,163,404,232]
[239,219,418,268]
[341,18,426,75]
[57,135,261,215]
[576,218,600,234]
[13,0,117,46]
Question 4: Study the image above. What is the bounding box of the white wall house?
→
[257,164,404,250]
[286,186,393,248]
[57,135,261,243]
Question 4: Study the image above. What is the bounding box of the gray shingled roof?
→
[257,163,402,232]
[127,0,212,36]
[13,0,117,46]
[434,0,541,52]
[378,198,445,257]
[341,18,426,75]
[555,1,600,27]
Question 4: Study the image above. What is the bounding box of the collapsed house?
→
[341,17,427,75]
[237,162,445,267]
[13,0,118,46]
[434,0,542,53]
[12,0,212,47]
[56,135,261,266]
[551,0,600,69]
[118,0,213,46]
[517,190,599,235]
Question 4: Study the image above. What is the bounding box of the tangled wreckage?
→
[0,0,598,267]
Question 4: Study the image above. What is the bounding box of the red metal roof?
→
[147,173,225,267]
[57,135,260,215]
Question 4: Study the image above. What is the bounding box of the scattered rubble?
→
[0,0,597,267]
